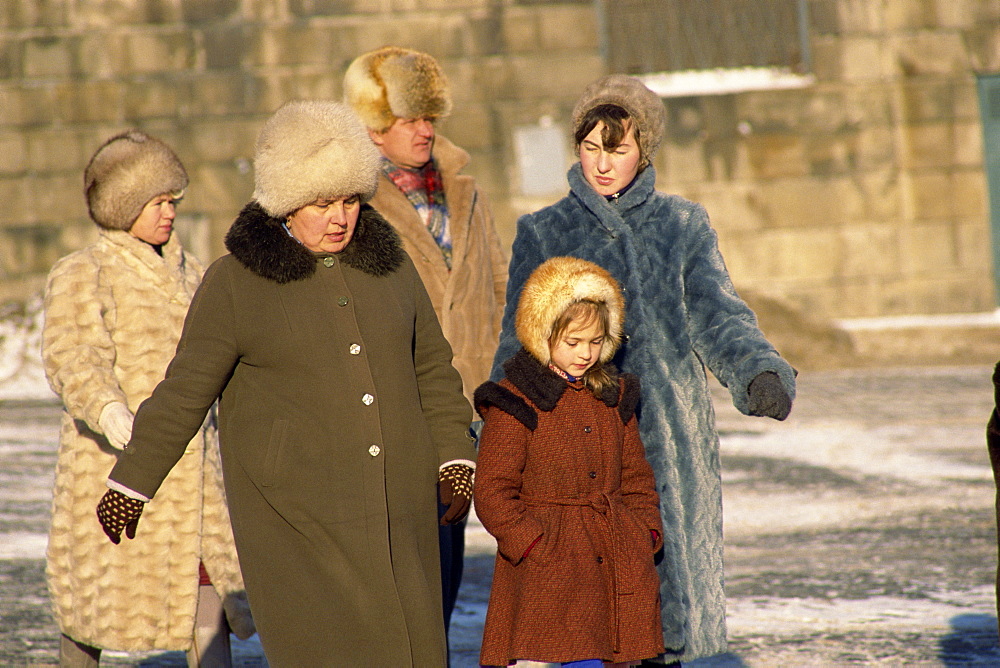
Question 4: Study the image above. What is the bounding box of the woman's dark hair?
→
[573,104,645,168]
[548,299,617,396]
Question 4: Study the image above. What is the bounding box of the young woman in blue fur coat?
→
[490,74,797,664]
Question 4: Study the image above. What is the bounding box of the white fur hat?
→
[515,256,625,365]
[571,74,666,165]
[343,46,452,133]
[84,130,188,231]
[252,100,381,217]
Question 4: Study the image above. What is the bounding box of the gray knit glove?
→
[747,371,792,421]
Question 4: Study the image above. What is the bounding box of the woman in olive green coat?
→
[97,100,477,666]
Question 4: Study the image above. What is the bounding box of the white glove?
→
[98,402,134,449]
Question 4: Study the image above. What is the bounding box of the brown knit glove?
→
[438,463,474,526]
[96,489,145,544]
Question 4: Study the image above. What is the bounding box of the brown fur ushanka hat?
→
[343,46,453,133]
[84,130,188,231]
[571,74,666,165]
[515,256,625,366]
[252,100,381,218]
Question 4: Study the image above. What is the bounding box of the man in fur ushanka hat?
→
[345,46,508,632]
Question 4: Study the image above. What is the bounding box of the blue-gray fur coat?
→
[491,163,796,661]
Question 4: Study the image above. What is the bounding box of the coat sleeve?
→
[619,403,664,553]
[473,405,544,564]
[407,259,477,466]
[490,213,545,382]
[478,189,509,343]
[109,259,241,499]
[41,250,129,430]
[680,203,796,414]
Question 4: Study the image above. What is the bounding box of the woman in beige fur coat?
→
[42,131,253,667]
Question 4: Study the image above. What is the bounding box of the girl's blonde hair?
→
[548,299,618,397]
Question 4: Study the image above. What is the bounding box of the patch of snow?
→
[835,309,1000,331]
[0,294,55,401]
[0,532,47,559]
[639,67,814,98]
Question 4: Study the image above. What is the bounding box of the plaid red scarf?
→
[382,157,451,268]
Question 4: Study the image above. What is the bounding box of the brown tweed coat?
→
[474,350,665,665]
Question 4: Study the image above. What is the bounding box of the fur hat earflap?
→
[515,256,625,366]
[84,130,188,231]
[571,74,666,164]
[343,46,452,132]
[252,100,380,217]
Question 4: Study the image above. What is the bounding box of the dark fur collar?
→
[474,349,641,430]
[224,201,405,284]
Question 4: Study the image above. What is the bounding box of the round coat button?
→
[588,471,597,479]
[596,556,604,564]
[349,344,361,355]
[362,393,374,405]
[368,444,380,457]
[323,257,335,267]
[583,426,592,433]
[337,296,349,306]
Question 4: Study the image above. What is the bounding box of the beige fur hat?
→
[253,100,381,217]
[343,46,452,132]
[516,256,625,365]
[571,74,666,165]
[84,130,188,231]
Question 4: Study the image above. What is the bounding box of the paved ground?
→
[2,364,1000,666]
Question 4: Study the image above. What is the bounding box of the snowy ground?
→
[2,303,999,665]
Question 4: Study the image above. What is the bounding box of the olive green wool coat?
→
[42,229,250,651]
[109,203,476,666]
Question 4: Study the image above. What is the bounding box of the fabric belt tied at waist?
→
[521,492,629,652]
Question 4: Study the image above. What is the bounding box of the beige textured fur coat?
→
[42,228,250,651]
[369,135,507,407]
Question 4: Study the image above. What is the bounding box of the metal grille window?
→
[599,0,813,96]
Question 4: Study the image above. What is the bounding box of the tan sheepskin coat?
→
[369,134,507,407]
[42,229,249,651]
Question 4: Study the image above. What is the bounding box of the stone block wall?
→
[661,0,1000,317]
[0,0,598,302]
[0,0,998,322]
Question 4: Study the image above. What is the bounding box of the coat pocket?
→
[261,419,289,487]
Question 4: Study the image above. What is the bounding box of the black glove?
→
[747,371,792,421]
[96,488,145,544]
[438,463,474,526]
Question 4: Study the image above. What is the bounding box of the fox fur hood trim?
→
[224,201,405,284]
[571,74,666,165]
[343,46,452,132]
[252,100,380,217]
[84,130,188,231]
[515,256,625,366]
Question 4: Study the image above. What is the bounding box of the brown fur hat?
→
[515,256,625,366]
[343,46,452,133]
[252,100,380,217]
[571,74,666,164]
[84,130,188,231]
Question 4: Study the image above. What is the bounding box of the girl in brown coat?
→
[474,256,665,667]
